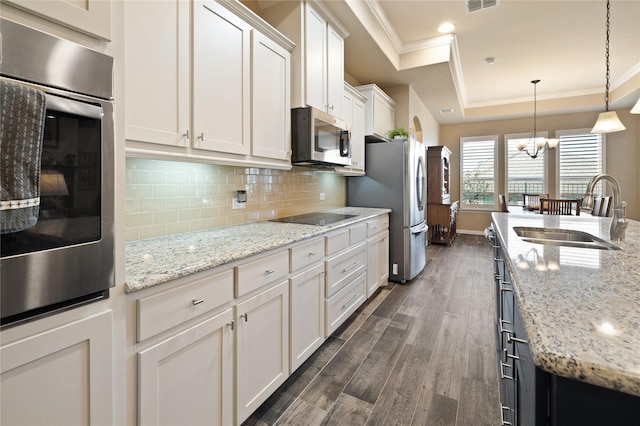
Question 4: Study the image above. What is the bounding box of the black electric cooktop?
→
[270,212,356,226]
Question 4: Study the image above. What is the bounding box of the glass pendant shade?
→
[591,110,626,133]
[631,98,640,114]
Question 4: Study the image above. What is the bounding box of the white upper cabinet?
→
[262,0,348,116]
[356,84,397,141]
[124,0,190,149]
[3,0,111,40]
[124,0,294,169]
[336,82,366,175]
[192,0,251,156]
[252,31,291,160]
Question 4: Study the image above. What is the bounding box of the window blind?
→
[460,136,497,208]
[558,132,603,199]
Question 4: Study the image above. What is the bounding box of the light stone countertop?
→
[491,212,640,397]
[125,207,390,293]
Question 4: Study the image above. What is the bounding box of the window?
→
[460,135,498,209]
[556,129,605,199]
[505,133,547,205]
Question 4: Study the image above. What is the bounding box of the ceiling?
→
[319,0,640,125]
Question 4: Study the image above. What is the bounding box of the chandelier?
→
[516,79,559,159]
[591,0,626,133]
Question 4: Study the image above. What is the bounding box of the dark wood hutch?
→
[426,145,458,246]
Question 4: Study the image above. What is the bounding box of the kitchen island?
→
[491,212,640,424]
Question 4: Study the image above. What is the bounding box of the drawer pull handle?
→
[500,361,513,381]
[265,269,275,275]
[342,261,359,273]
[227,321,235,331]
[192,298,204,306]
[500,405,513,425]
[342,294,359,310]
[240,313,248,322]
[309,252,316,256]
[507,335,529,345]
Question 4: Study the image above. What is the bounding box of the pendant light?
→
[516,79,559,159]
[631,97,640,114]
[591,0,626,133]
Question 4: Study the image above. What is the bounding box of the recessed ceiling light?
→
[438,22,455,33]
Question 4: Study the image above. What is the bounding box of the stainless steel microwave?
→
[291,106,351,167]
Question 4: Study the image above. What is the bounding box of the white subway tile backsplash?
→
[125,158,346,241]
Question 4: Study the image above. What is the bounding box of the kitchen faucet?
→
[582,174,628,241]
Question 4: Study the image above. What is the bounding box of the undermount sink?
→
[513,227,622,250]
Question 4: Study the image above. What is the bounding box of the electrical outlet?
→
[319,192,326,201]
[232,198,245,209]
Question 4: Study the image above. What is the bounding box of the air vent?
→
[467,0,498,13]
[439,108,455,114]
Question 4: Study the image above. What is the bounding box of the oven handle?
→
[45,93,103,119]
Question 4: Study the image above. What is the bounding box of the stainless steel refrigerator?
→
[347,138,427,283]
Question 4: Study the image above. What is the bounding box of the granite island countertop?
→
[125,207,390,293]
[491,212,640,397]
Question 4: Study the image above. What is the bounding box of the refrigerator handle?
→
[411,223,428,234]
[416,155,426,211]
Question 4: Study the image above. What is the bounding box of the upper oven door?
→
[0,78,115,324]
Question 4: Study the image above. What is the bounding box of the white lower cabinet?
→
[290,263,325,372]
[325,272,367,336]
[366,215,390,298]
[1,310,113,425]
[138,308,234,426]
[235,280,289,424]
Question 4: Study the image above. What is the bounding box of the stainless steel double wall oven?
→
[0,19,115,326]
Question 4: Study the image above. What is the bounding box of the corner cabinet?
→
[124,0,294,169]
[1,310,113,425]
[427,145,458,246]
[261,0,349,115]
[336,82,367,176]
[355,84,396,141]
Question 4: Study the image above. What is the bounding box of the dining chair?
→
[523,193,548,210]
[591,197,603,216]
[498,194,509,212]
[539,198,581,215]
[600,196,612,217]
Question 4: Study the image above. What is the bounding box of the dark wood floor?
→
[243,234,501,426]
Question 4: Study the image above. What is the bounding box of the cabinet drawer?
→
[137,269,234,342]
[325,242,366,297]
[325,271,366,336]
[236,250,289,297]
[290,238,324,272]
[325,228,350,256]
[365,217,384,237]
[350,223,367,245]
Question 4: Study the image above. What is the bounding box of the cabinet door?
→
[4,0,111,40]
[304,4,327,112]
[350,95,366,172]
[252,31,291,160]
[290,264,325,372]
[366,230,389,298]
[125,0,190,148]
[236,281,289,424]
[1,311,113,425]
[193,0,251,155]
[326,23,344,117]
[138,309,234,426]
[373,94,388,138]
